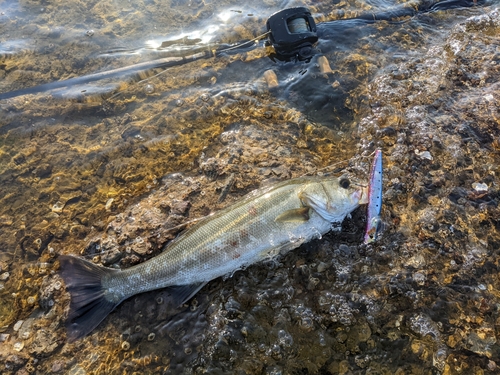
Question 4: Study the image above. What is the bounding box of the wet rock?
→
[33,164,53,178]
[472,182,488,192]
[69,224,88,238]
[38,275,63,312]
[271,165,290,178]
[263,70,279,89]
[17,318,34,340]
[51,201,65,213]
[0,333,10,342]
[0,215,13,226]
[120,254,141,267]
[100,248,122,266]
[29,329,60,356]
[67,364,87,375]
[465,330,497,358]
[51,360,64,373]
[4,354,28,372]
[164,214,186,230]
[13,341,24,352]
[13,320,24,332]
[170,199,190,215]
[0,4,498,375]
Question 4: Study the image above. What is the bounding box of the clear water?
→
[1,0,499,374]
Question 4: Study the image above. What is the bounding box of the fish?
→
[59,175,368,341]
[364,149,383,244]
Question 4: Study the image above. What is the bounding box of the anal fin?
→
[167,282,207,306]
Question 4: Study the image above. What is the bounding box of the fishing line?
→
[107,31,272,100]
[300,150,380,181]
[215,31,271,55]
[287,18,310,34]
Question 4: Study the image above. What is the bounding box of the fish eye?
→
[339,178,350,189]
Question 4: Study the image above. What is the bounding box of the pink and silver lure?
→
[364,149,383,244]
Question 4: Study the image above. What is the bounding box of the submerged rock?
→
[0,3,499,375]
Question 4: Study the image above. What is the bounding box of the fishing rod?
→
[0,0,484,101]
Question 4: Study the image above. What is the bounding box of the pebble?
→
[472,182,488,192]
[0,333,10,342]
[415,149,433,160]
[105,198,114,211]
[144,84,155,94]
[51,201,65,213]
[317,56,332,74]
[101,248,122,265]
[13,320,24,332]
[264,70,279,89]
[18,318,34,340]
[67,364,86,375]
[413,272,426,286]
[317,262,328,273]
[51,361,63,373]
[0,271,9,281]
[27,296,36,305]
[0,215,13,226]
[488,360,497,371]
[171,199,190,215]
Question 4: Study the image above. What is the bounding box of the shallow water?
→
[1,0,499,374]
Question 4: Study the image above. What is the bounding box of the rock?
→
[33,164,53,178]
[100,248,123,265]
[51,360,64,373]
[5,354,28,371]
[263,70,279,89]
[466,330,497,358]
[0,215,13,226]
[0,333,10,342]
[170,199,190,215]
[13,320,24,332]
[17,318,34,340]
[29,329,60,356]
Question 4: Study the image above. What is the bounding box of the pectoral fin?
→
[275,207,310,223]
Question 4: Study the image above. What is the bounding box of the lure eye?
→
[339,178,350,189]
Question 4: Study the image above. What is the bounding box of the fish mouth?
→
[353,186,369,205]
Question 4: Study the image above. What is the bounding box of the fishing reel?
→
[266,7,318,60]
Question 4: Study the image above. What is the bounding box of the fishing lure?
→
[364,149,383,244]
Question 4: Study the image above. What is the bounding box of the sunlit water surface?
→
[1,0,499,374]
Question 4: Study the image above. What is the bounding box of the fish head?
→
[300,176,368,223]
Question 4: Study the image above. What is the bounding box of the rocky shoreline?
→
[0,4,499,375]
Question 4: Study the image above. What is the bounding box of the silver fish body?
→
[59,175,367,341]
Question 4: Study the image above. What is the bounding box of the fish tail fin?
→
[58,255,120,342]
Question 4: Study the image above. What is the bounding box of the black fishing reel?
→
[266,7,318,60]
